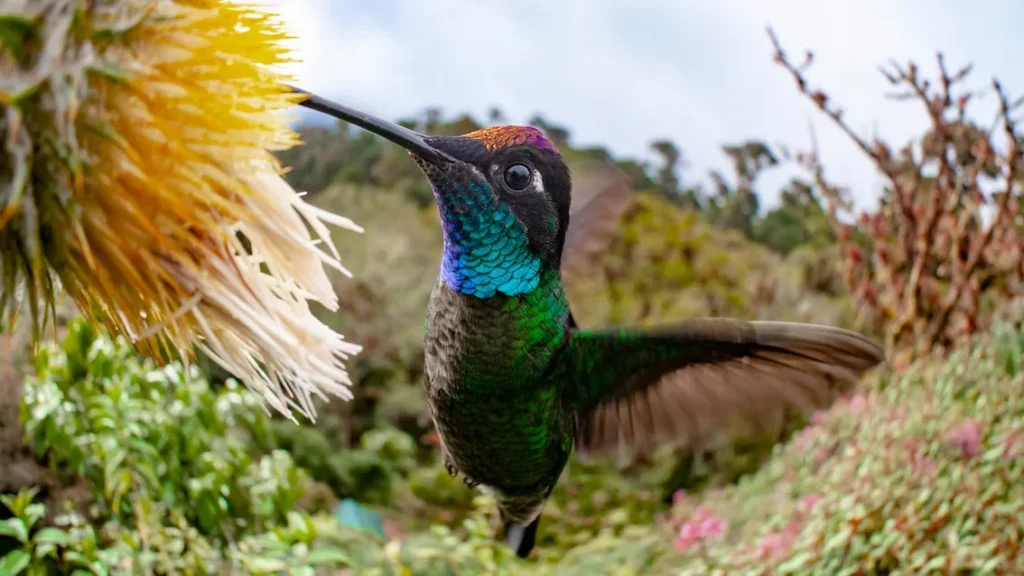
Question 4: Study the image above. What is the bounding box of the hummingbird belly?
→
[423,275,573,494]
[428,377,573,496]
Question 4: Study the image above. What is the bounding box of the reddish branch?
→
[767,28,1024,361]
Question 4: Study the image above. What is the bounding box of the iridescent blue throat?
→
[436,181,541,299]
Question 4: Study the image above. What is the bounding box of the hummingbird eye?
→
[502,163,533,191]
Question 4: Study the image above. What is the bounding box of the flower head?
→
[757,520,803,559]
[846,393,869,413]
[799,493,822,511]
[2,0,362,419]
[948,419,983,459]
[674,507,726,551]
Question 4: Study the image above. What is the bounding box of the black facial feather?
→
[423,135,573,268]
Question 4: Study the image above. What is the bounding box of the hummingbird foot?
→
[463,477,480,489]
[444,457,458,478]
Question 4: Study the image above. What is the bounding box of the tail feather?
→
[502,513,540,559]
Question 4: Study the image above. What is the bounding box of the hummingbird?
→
[297,92,885,559]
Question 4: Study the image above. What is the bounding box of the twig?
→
[925,80,1021,346]
[767,26,1024,359]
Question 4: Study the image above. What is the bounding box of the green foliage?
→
[0,488,69,576]
[5,319,357,574]
[272,423,418,507]
[565,192,783,328]
[754,179,834,255]
[668,322,1024,573]
[302,182,440,444]
[276,122,434,206]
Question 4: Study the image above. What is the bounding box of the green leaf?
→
[103,449,128,484]
[979,557,1005,574]
[32,543,56,561]
[64,551,92,567]
[305,549,351,566]
[0,550,31,576]
[0,15,31,57]
[245,557,288,573]
[109,470,132,514]
[0,519,29,543]
[31,527,69,546]
[21,505,45,529]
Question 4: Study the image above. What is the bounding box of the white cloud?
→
[260,0,1024,212]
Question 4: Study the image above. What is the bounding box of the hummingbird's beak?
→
[291,86,455,166]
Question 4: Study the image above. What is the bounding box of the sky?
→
[257,0,1024,211]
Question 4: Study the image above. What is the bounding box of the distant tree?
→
[421,107,447,134]
[276,123,376,195]
[754,178,834,254]
[644,139,705,210]
[432,113,482,137]
[528,114,571,147]
[616,159,658,192]
[701,140,778,237]
[649,139,681,197]
[487,107,506,125]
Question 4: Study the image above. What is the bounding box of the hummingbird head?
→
[298,93,571,299]
[412,126,572,297]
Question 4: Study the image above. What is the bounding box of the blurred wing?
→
[561,319,884,461]
[559,161,632,284]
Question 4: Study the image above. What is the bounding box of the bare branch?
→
[768,28,1024,360]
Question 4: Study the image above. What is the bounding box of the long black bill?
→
[290,86,455,165]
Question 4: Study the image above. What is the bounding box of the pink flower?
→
[810,410,827,425]
[757,520,803,559]
[799,494,822,511]
[846,393,868,413]
[672,489,688,505]
[674,507,726,551]
[795,426,817,449]
[911,454,937,475]
[948,419,982,459]
[699,515,725,538]
[676,522,702,551]
[758,532,792,558]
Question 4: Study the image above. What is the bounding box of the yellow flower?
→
[1,0,362,419]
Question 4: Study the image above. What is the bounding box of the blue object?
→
[333,498,385,538]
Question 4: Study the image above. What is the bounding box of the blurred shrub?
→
[307,183,441,443]
[270,421,395,507]
[565,191,859,332]
[2,319,358,574]
[565,192,779,329]
[752,178,835,255]
[669,322,1024,574]
[771,31,1024,365]
[271,423,419,507]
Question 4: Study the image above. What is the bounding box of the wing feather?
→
[564,320,884,461]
